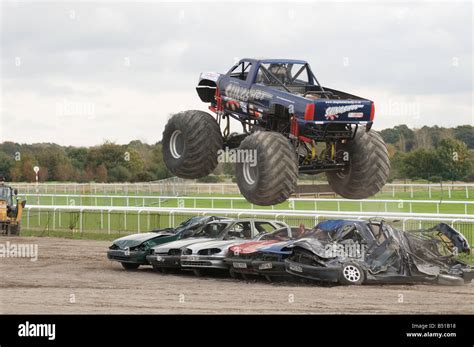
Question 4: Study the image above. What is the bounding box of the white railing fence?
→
[10,182,474,198]
[21,193,474,215]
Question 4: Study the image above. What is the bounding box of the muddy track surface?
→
[0,237,472,314]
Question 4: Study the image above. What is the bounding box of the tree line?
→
[0,140,170,183]
[380,125,473,182]
[0,125,472,183]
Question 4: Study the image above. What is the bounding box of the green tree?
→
[435,138,470,181]
[400,149,440,180]
[0,152,14,180]
[453,125,474,149]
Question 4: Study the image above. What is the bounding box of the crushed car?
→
[107,216,223,270]
[224,225,308,280]
[285,220,473,285]
[146,218,234,272]
[178,219,290,276]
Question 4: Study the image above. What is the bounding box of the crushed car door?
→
[363,223,403,274]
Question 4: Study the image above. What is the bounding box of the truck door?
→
[248,64,274,118]
[219,60,254,117]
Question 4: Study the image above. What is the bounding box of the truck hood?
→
[152,237,215,253]
[113,231,175,249]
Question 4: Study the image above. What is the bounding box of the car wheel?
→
[121,262,140,270]
[264,275,273,283]
[339,263,365,285]
[192,269,202,277]
[229,268,238,279]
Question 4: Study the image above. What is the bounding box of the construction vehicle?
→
[0,180,26,236]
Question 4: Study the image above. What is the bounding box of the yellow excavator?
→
[0,180,26,236]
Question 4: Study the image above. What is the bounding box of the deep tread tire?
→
[163,110,223,179]
[235,132,298,206]
[326,130,390,199]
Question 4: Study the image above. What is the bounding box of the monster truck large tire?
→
[163,110,223,179]
[235,131,298,206]
[326,130,390,199]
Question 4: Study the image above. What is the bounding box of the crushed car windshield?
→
[190,222,229,238]
[305,223,365,242]
[259,227,292,241]
[173,216,208,233]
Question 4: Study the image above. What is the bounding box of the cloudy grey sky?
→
[1,0,472,146]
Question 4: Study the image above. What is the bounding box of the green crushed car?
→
[107,216,224,270]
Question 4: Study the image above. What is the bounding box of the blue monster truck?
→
[162,59,390,206]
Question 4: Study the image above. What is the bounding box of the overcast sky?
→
[1,0,472,146]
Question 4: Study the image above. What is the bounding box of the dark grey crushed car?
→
[285,220,473,285]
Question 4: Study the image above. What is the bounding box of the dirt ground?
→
[0,237,472,314]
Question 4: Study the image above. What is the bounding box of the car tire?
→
[437,274,464,286]
[326,130,390,199]
[339,262,365,285]
[235,131,298,206]
[241,273,250,281]
[163,110,223,179]
[192,269,202,277]
[121,262,140,270]
[264,275,273,283]
[229,268,238,279]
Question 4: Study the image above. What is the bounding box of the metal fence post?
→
[80,209,83,233]
[108,210,111,234]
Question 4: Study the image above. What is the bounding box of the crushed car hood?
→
[257,239,301,255]
[291,238,334,259]
[113,231,175,249]
[152,237,215,253]
[230,240,280,255]
[186,239,249,253]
